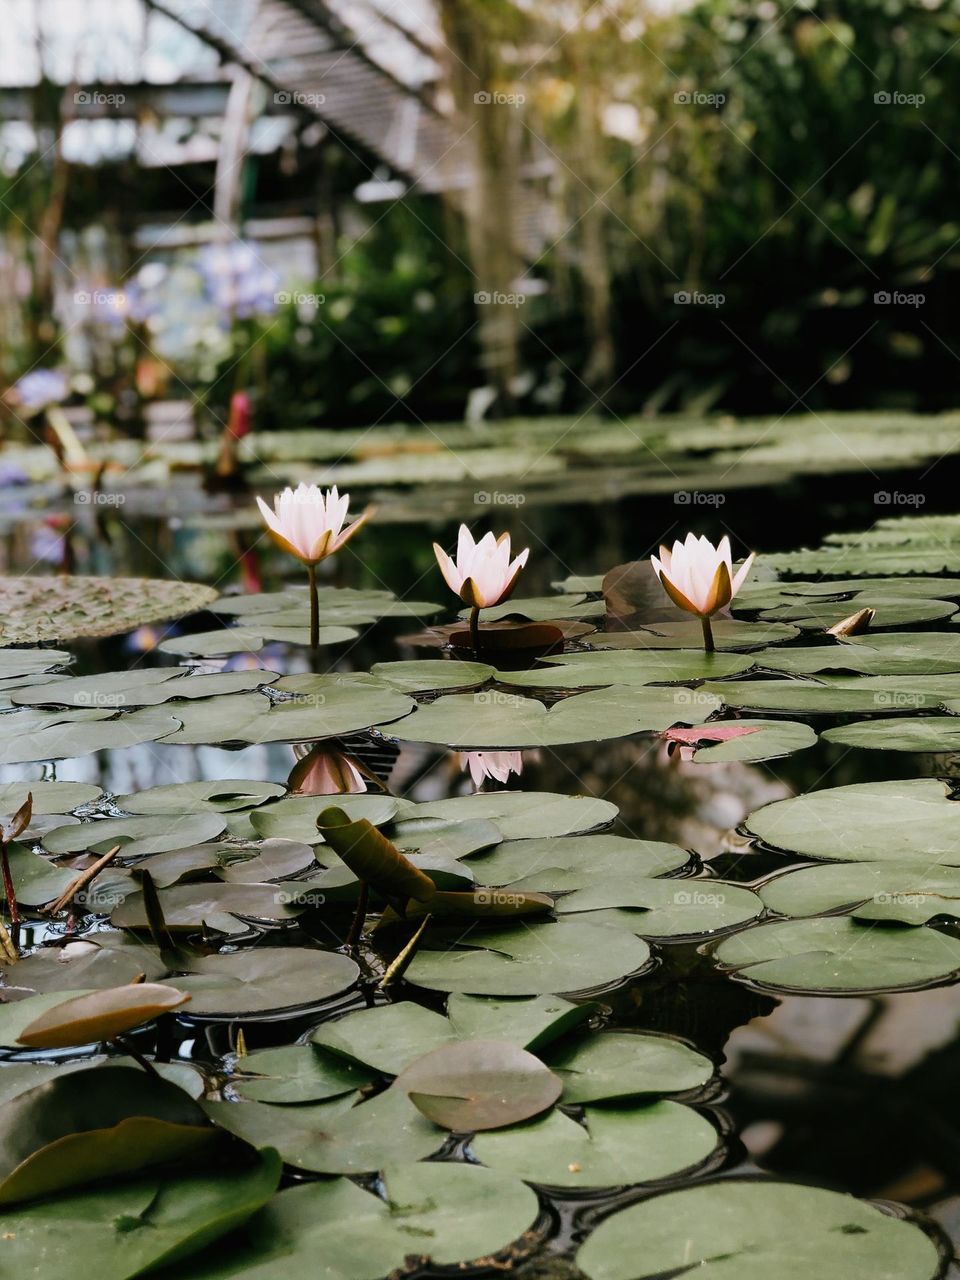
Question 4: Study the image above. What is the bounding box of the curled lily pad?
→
[548,1031,714,1103]
[233,1045,376,1104]
[746,779,960,863]
[576,1179,940,1280]
[204,1087,442,1173]
[378,686,720,749]
[555,878,764,938]
[759,860,960,925]
[0,1063,218,1206]
[471,1100,719,1188]
[44,812,227,858]
[394,791,617,840]
[16,983,190,1048]
[394,1039,562,1130]
[0,1148,282,1278]
[164,948,359,1016]
[115,779,286,814]
[405,921,651,995]
[170,1161,540,1280]
[10,668,278,708]
[464,833,691,890]
[712,916,960,993]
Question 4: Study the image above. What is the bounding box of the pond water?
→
[2,453,960,1279]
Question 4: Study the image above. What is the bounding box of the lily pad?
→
[668,719,817,762]
[160,625,358,656]
[233,1045,376,1103]
[548,1031,713,1103]
[0,1149,282,1278]
[471,1100,719,1188]
[164,948,359,1016]
[0,780,100,813]
[0,649,71,677]
[705,674,960,714]
[576,1179,940,1280]
[170,1162,540,1280]
[5,844,77,906]
[498,649,753,688]
[248,794,399,843]
[466,594,602,622]
[10,668,278,708]
[446,993,594,1052]
[1,937,168,997]
[111,882,304,934]
[755,632,960,676]
[394,792,617,840]
[822,716,960,751]
[115,779,287,814]
[758,595,955,629]
[405,921,651,995]
[0,706,180,764]
[713,916,960,992]
[0,575,217,645]
[759,860,960,925]
[16,984,190,1048]
[464,833,691,889]
[594,619,799,650]
[555,877,764,937]
[746,779,960,863]
[378,686,720,749]
[311,1001,459,1074]
[368,658,496,691]
[44,812,227,858]
[204,1087,442,1173]
[394,1038,562,1130]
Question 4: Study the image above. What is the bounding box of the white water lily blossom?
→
[433,525,529,609]
[256,483,370,566]
[461,750,524,788]
[651,534,755,651]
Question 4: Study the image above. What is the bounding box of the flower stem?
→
[307,563,319,649]
[701,615,715,654]
[469,605,481,655]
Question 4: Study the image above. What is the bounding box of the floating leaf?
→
[1,937,168,997]
[668,719,817,763]
[311,1001,458,1074]
[472,1100,718,1188]
[555,877,763,938]
[548,1031,713,1103]
[44,812,227,859]
[822,716,960,751]
[378,686,720,749]
[497,650,753,688]
[368,659,496,692]
[160,625,358,656]
[0,707,180,764]
[111,882,304,934]
[465,594,602,622]
[164,948,359,1016]
[593,619,799,650]
[16,983,189,1048]
[0,576,217,645]
[446,993,594,1052]
[170,1162,540,1280]
[0,649,71,677]
[394,792,617,840]
[115,779,286,814]
[705,673,960,714]
[233,1045,376,1104]
[10,668,278,709]
[746,779,960,863]
[0,780,100,813]
[5,844,77,906]
[394,1039,562,1130]
[464,833,691,890]
[713,916,960,992]
[248,794,399,843]
[755,632,960,676]
[405,922,651,995]
[576,1179,940,1280]
[759,860,960,925]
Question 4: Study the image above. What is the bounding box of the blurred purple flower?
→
[14,369,67,409]
[197,241,279,320]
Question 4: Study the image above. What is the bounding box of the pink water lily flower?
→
[651,534,755,652]
[256,483,370,566]
[460,750,524,787]
[434,525,529,609]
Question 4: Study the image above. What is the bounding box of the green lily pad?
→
[555,878,764,937]
[111,882,304,934]
[548,1031,713,1103]
[822,716,960,751]
[471,1100,719,1188]
[0,1149,281,1278]
[593,619,799,650]
[311,1002,458,1074]
[576,1179,940,1280]
[0,706,180,764]
[759,860,960,925]
[680,719,817,762]
[164,948,359,1016]
[368,659,496,692]
[233,1045,376,1103]
[746,779,960,862]
[1,937,168,998]
[0,780,100,813]
[248,794,399,843]
[44,812,227,858]
[115,780,286,814]
[705,673,960,714]
[758,596,955,629]
[216,840,316,884]
[446,993,594,1052]
[160,625,358,656]
[0,990,95,1047]
[170,1162,540,1280]
[378,686,720,749]
[394,791,617,840]
[159,683,414,746]
[405,921,651,995]
[464,833,691,889]
[204,1087,442,1173]
[5,845,77,906]
[713,916,960,992]
[497,649,753,688]
[465,594,602,622]
[755,632,960,676]
[0,576,217,645]
[0,649,71,677]
[10,668,278,709]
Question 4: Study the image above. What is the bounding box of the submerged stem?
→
[113,1035,162,1080]
[700,614,715,654]
[346,880,369,951]
[307,563,319,649]
[469,604,481,655]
